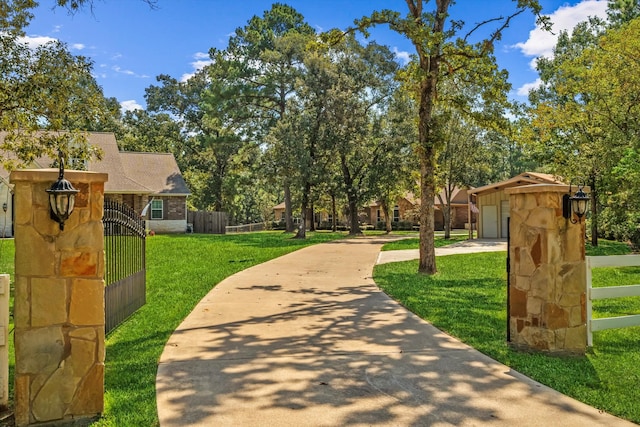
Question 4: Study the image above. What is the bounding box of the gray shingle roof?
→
[1,131,190,196]
[88,132,190,195]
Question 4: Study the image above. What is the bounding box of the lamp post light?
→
[46,153,79,231]
[562,180,589,224]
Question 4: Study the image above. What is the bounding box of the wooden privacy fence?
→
[187,210,227,234]
[104,200,146,334]
[586,254,640,346]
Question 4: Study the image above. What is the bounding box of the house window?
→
[328,213,333,223]
[151,199,163,220]
[393,205,400,222]
[376,209,381,222]
[280,212,285,221]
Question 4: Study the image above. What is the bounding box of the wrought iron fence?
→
[103,199,146,334]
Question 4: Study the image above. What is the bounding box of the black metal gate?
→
[103,199,146,334]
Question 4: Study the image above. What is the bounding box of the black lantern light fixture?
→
[562,180,589,224]
[46,152,79,230]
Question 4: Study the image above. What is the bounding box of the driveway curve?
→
[156,236,633,427]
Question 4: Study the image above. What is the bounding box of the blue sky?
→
[23,0,609,112]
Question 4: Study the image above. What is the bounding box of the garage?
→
[470,172,564,239]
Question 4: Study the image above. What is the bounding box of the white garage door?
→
[482,205,498,238]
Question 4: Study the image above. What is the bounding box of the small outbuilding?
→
[470,172,563,239]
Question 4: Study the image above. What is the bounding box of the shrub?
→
[375,220,415,231]
[598,207,640,250]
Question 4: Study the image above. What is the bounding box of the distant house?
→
[272,203,343,229]
[470,172,564,239]
[89,133,191,234]
[272,186,473,232]
[0,132,191,235]
[366,192,419,226]
[367,187,472,230]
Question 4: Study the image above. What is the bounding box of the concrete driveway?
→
[376,238,507,264]
[156,236,633,426]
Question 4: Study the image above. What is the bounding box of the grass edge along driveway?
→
[373,239,640,425]
[95,231,348,426]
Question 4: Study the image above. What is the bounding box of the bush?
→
[271,221,286,230]
[375,220,415,231]
[598,207,640,250]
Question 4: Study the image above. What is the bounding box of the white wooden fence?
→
[586,255,640,347]
[0,274,9,409]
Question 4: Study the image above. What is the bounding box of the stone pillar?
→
[505,184,587,355]
[10,169,108,426]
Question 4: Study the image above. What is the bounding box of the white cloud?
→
[19,34,57,49]
[180,72,195,82]
[514,0,608,62]
[120,100,142,112]
[112,65,149,78]
[112,65,135,76]
[71,43,85,50]
[180,52,213,82]
[393,47,411,65]
[514,0,608,97]
[517,78,543,96]
[191,59,212,71]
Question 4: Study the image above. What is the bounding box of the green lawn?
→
[97,231,347,426]
[1,231,349,425]
[374,239,640,424]
[0,238,14,407]
[381,234,468,251]
[2,235,638,424]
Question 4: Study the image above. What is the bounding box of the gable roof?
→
[470,172,564,196]
[119,152,191,195]
[85,132,150,193]
[0,132,190,196]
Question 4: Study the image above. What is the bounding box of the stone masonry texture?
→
[10,169,108,426]
[505,184,587,355]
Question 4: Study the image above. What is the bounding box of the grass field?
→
[1,234,638,424]
[374,239,640,424]
[96,231,350,426]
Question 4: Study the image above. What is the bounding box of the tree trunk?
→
[310,201,316,232]
[444,205,451,239]
[413,0,448,275]
[284,180,294,233]
[294,182,310,239]
[419,149,437,274]
[438,186,453,240]
[331,193,337,232]
[381,200,392,234]
[590,173,598,247]
[348,197,362,235]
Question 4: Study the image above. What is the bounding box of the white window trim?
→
[151,199,164,220]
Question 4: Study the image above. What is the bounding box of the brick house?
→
[0,132,191,235]
[272,186,473,231]
[367,187,472,230]
[89,133,191,234]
